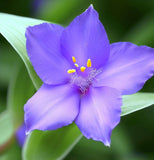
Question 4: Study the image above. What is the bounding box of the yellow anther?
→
[74,63,79,67]
[72,56,76,63]
[87,59,92,67]
[80,66,86,72]
[67,69,76,74]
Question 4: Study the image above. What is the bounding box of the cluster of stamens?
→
[66,56,101,94]
[67,56,92,74]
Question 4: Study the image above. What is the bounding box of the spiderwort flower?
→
[24,5,154,146]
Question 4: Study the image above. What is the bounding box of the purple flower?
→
[16,124,27,147]
[24,5,154,146]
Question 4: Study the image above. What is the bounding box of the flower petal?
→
[16,123,26,147]
[26,23,71,85]
[75,86,122,146]
[24,84,80,133]
[61,5,110,68]
[95,42,154,95]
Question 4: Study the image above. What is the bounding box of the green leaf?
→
[0,111,14,147]
[0,13,44,89]
[0,61,35,150]
[0,45,18,86]
[23,123,82,160]
[7,63,35,129]
[121,92,154,116]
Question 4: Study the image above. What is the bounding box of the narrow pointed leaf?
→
[7,63,35,130]
[0,111,14,147]
[0,13,45,89]
[0,63,35,151]
[122,92,154,116]
[23,123,82,160]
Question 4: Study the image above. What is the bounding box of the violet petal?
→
[16,123,26,147]
[95,42,154,95]
[75,86,122,146]
[24,84,80,133]
[61,5,110,68]
[26,23,71,85]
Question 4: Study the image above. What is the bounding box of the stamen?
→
[80,66,86,72]
[67,69,76,74]
[87,59,92,67]
[72,56,76,63]
[74,63,79,67]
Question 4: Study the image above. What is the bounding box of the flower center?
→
[67,57,100,94]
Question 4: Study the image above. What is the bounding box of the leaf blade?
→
[22,123,82,160]
[0,111,14,147]
[0,13,44,89]
[7,63,35,129]
[121,92,154,116]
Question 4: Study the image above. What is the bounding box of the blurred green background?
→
[0,0,154,160]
